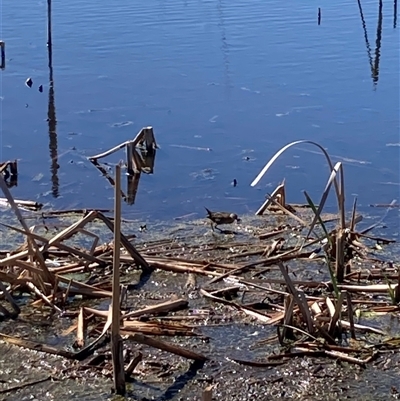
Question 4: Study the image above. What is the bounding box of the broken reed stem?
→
[335,229,345,283]
[0,175,54,288]
[0,280,20,316]
[88,128,146,161]
[278,262,314,334]
[111,163,125,395]
[202,386,213,401]
[328,291,345,335]
[125,352,142,378]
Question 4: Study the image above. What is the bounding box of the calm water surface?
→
[0,0,399,222]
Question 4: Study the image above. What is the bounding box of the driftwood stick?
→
[128,333,208,362]
[0,376,52,395]
[84,298,189,321]
[0,332,75,358]
[123,298,188,320]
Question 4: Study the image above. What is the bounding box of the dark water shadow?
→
[394,0,398,28]
[47,0,59,198]
[126,269,154,291]
[356,0,384,89]
[153,360,205,401]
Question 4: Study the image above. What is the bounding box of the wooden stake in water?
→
[111,164,126,395]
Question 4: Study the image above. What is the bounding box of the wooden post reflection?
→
[356,0,384,88]
[47,0,59,198]
[217,0,232,92]
[126,173,141,205]
[394,0,398,29]
[372,0,383,86]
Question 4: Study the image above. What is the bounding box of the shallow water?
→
[1,0,399,222]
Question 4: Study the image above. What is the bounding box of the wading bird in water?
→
[204,207,240,232]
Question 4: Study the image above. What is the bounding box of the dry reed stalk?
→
[338,283,399,293]
[111,164,125,395]
[258,228,288,240]
[251,141,342,227]
[97,212,150,272]
[121,320,196,336]
[200,288,272,323]
[255,182,285,215]
[25,281,62,312]
[128,333,208,362]
[0,376,52,395]
[123,298,188,320]
[88,128,147,161]
[140,259,222,277]
[55,275,113,298]
[0,332,75,358]
[323,350,370,366]
[46,210,97,246]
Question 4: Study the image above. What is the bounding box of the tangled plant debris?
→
[0,138,399,399]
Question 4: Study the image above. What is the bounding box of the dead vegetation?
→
[0,136,399,398]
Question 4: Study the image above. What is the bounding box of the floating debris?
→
[25,77,33,88]
[38,84,43,93]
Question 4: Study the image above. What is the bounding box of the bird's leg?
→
[211,221,215,231]
[215,225,222,232]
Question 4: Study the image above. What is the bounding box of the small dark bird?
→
[204,207,240,231]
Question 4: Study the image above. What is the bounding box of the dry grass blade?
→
[306,161,342,239]
[200,288,272,323]
[250,141,341,213]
